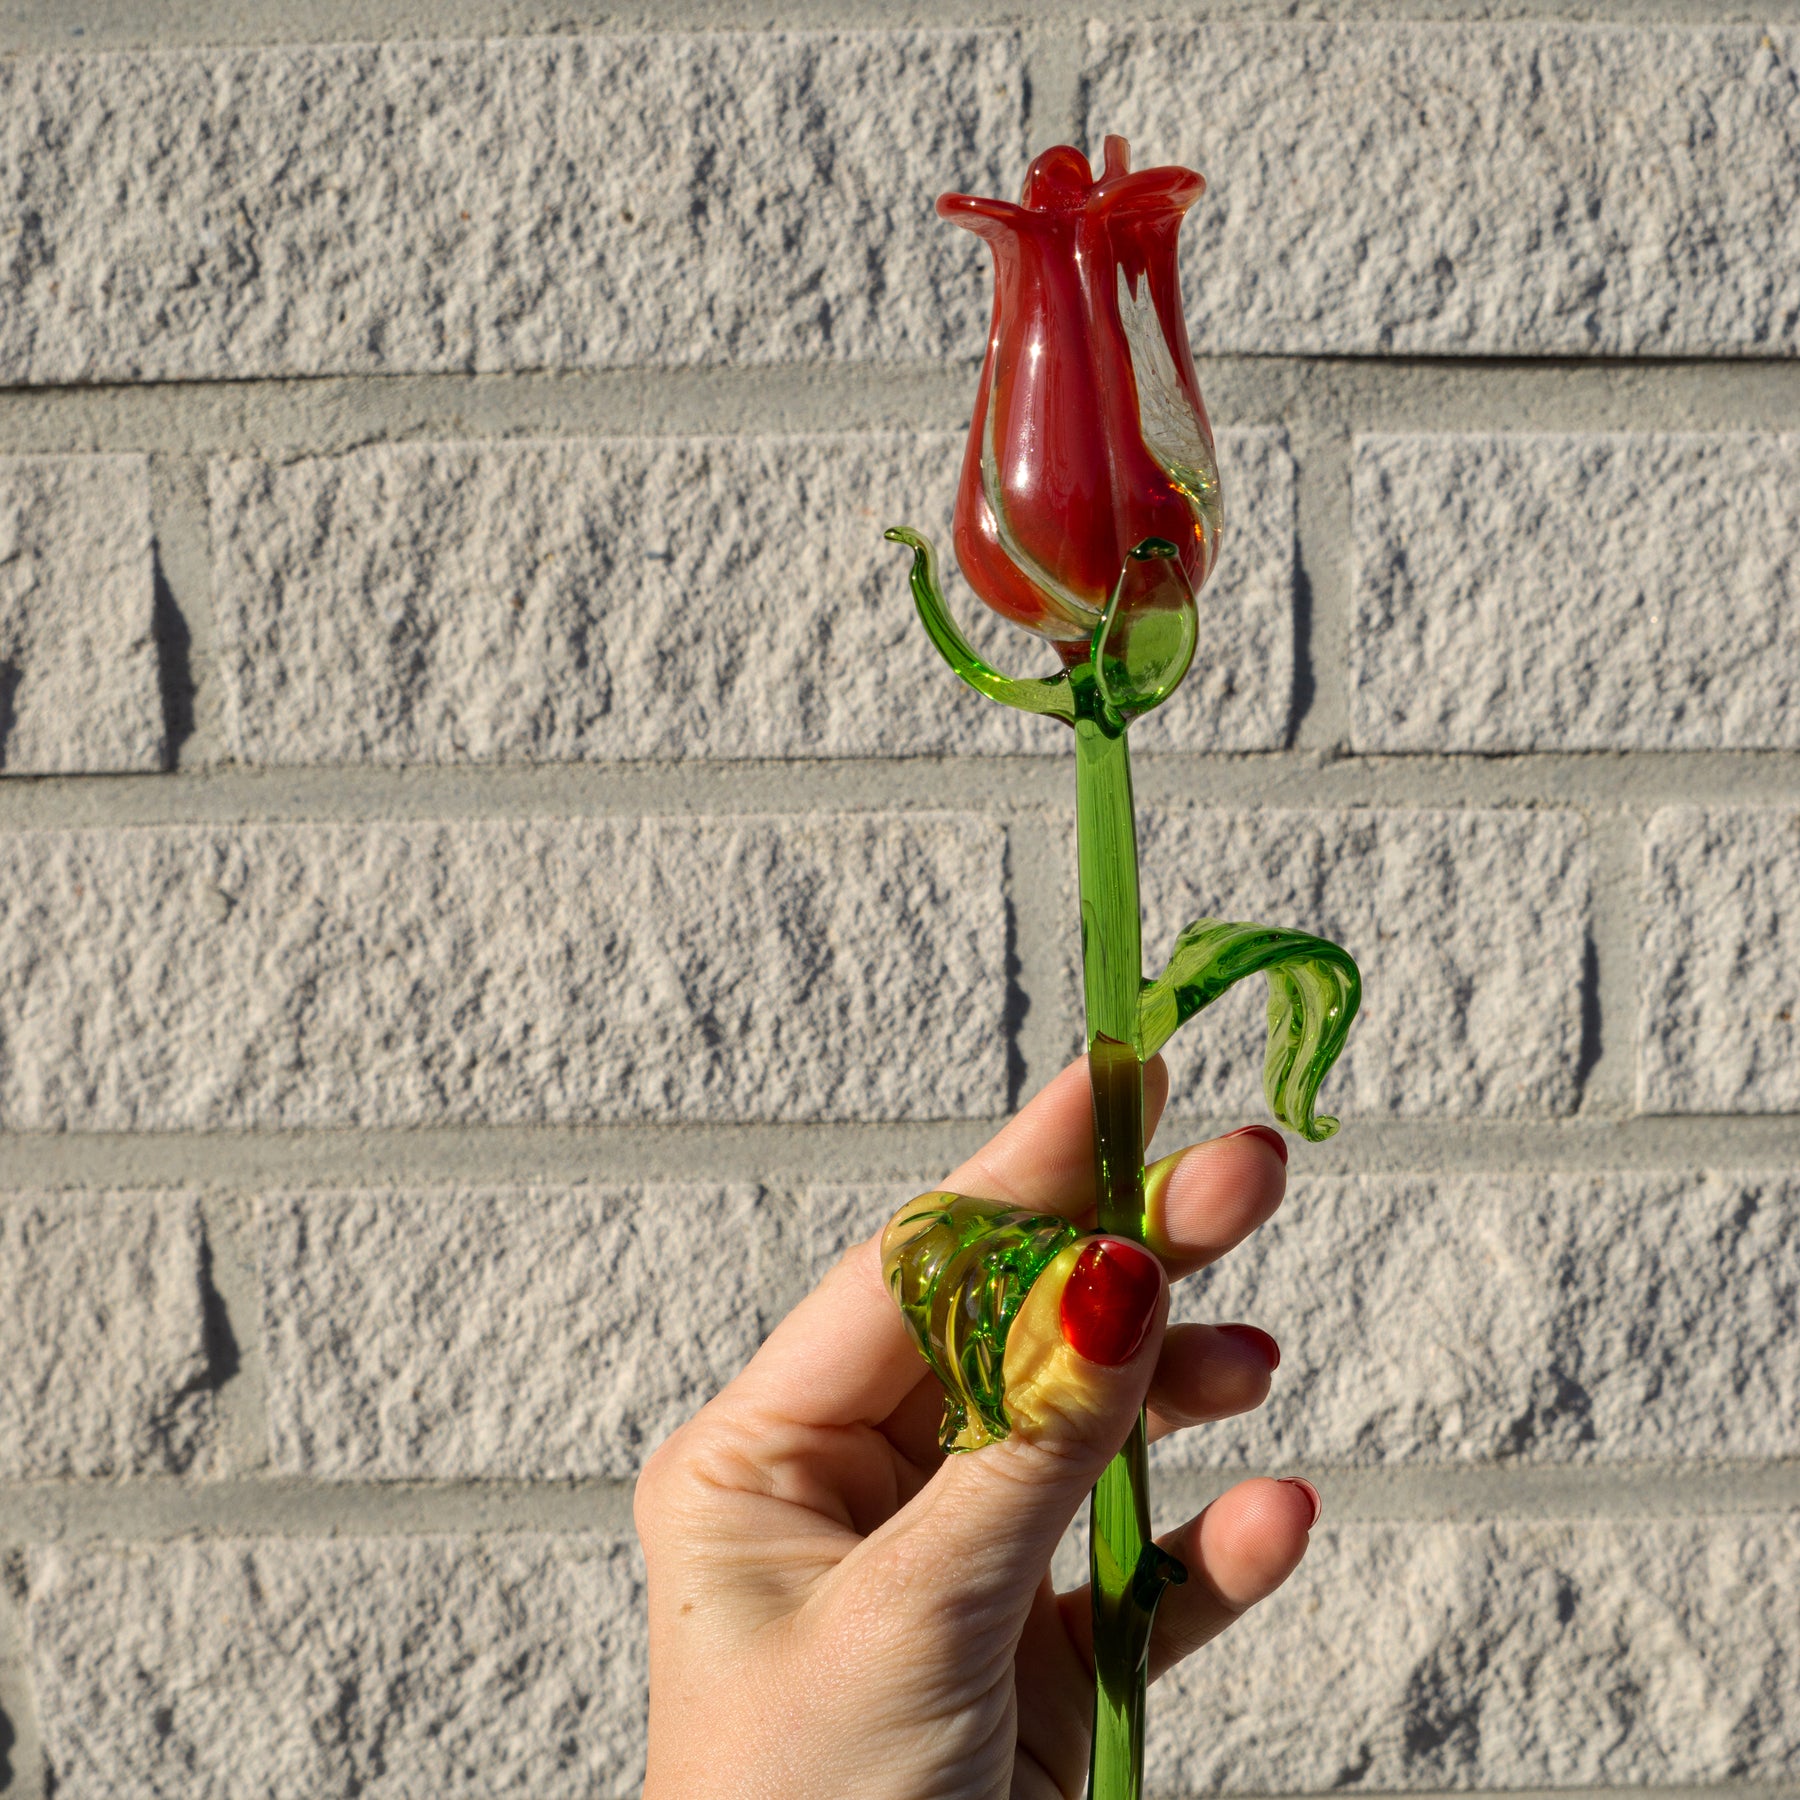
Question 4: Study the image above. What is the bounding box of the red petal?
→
[1019,144,1093,211]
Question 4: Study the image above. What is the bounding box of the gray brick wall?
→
[0,7,1795,1800]
[0,456,162,772]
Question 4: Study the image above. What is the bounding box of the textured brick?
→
[0,1613,26,1800]
[815,1170,1798,1472]
[210,430,1292,765]
[1150,1519,1800,1792]
[1086,24,1800,356]
[0,34,1022,383]
[807,1183,906,1280]
[0,816,1006,1130]
[0,455,161,773]
[1354,434,1800,751]
[1135,808,1590,1118]
[0,1191,215,1477]
[1159,1172,1800,1469]
[29,1537,645,1798]
[1641,807,1800,1112]
[261,1186,782,1479]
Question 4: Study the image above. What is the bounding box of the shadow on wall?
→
[1573,933,1603,1094]
[1001,900,1027,1110]
[151,547,195,766]
[1287,534,1316,739]
[0,1698,15,1791]
[199,1232,242,1397]
[0,660,20,768]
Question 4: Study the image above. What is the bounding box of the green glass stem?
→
[1071,666,1180,1800]
[1075,719,1145,1236]
[888,522,1362,1800]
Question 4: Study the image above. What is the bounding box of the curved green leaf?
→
[886,526,1076,724]
[1138,919,1361,1143]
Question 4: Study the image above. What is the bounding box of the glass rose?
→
[885,134,1360,1800]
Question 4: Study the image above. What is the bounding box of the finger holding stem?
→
[1058,1474,1322,1684]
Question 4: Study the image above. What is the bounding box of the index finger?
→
[945,1053,1289,1277]
[729,1054,1165,1434]
[938,1053,1169,1217]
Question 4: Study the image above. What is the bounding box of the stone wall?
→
[2,5,1796,1796]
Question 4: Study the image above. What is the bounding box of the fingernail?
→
[1218,1322,1281,1371]
[1226,1124,1288,1165]
[1280,1477,1322,1529]
[1060,1238,1163,1366]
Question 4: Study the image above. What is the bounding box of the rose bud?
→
[941,135,1223,666]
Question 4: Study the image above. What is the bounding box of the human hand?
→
[635,1055,1321,1800]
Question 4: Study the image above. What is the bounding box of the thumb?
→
[886,1234,1167,1621]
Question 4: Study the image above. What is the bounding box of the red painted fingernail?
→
[1226,1124,1288,1165]
[1218,1322,1281,1371]
[1060,1239,1163,1366]
[1280,1477,1322,1529]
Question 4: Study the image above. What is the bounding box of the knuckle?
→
[632,1423,703,1542]
[990,1416,1103,1492]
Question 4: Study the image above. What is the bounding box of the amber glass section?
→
[883,1194,1080,1452]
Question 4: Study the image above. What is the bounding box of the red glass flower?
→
[942,136,1222,661]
